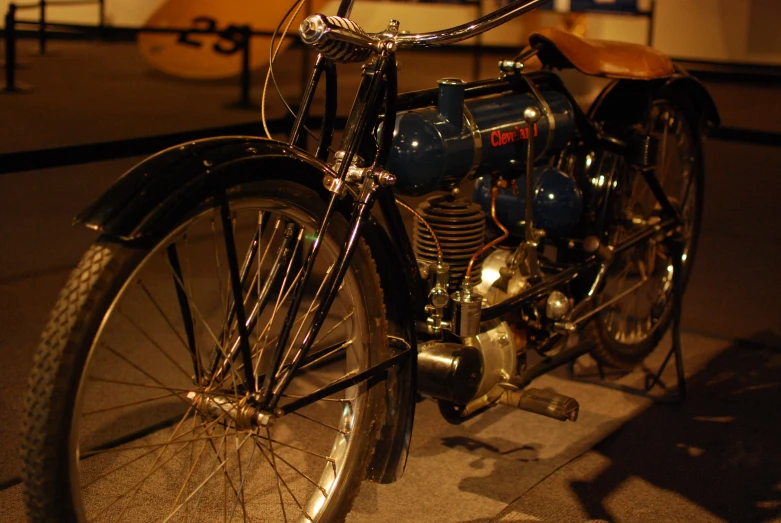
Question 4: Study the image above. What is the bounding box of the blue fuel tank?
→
[386,79,575,195]
[473,166,583,237]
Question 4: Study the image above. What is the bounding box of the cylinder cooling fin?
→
[413,196,486,288]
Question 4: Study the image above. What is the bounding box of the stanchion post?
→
[4,4,18,91]
[38,0,47,55]
[3,3,31,93]
[239,25,251,108]
[646,0,655,47]
[98,0,105,34]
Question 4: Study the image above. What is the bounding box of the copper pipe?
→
[465,186,509,280]
[395,198,443,261]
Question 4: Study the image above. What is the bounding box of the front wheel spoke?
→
[219,193,256,391]
[248,266,304,362]
[312,311,354,349]
[279,348,409,416]
[165,255,232,372]
[88,376,195,394]
[251,289,322,362]
[253,440,313,520]
[252,227,304,390]
[81,408,225,489]
[82,390,184,416]
[210,218,228,328]
[224,222,296,370]
[207,219,280,378]
[291,411,347,435]
[86,403,200,520]
[228,430,256,523]
[273,340,352,390]
[165,244,203,380]
[176,421,245,519]
[266,428,289,522]
[169,416,219,511]
[161,432,254,523]
[102,344,191,409]
[264,265,334,395]
[86,430,239,458]
[137,280,192,361]
[116,308,192,380]
[254,432,335,464]
[281,395,351,404]
[263,439,328,496]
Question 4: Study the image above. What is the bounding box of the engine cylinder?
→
[473,165,583,237]
[413,196,485,288]
[386,87,575,195]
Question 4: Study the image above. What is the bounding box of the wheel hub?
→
[186,391,275,429]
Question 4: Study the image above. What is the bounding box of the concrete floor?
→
[1,40,780,522]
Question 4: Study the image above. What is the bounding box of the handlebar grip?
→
[299,14,378,63]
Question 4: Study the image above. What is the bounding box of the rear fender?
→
[79,136,416,483]
[588,71,720,134]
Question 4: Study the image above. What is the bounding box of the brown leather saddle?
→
[529,27,674,80]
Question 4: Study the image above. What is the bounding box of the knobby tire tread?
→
[22,243,121,523]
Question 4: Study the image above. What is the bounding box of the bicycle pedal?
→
[498,387,579,422]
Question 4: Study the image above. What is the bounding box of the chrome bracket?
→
[325,151,388,198]
[498,59,525,74]
[323,173,347,196]
[424,259,451,335]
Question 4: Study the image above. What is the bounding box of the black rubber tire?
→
[591,95,704,369]
[21,180,389,523]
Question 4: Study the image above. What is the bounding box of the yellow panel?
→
[138,0,327,79]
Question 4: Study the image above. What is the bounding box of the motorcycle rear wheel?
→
[592,96,703,368]
[21,179,389,522]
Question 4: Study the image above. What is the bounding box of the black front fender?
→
[77,136,333,240]
[79,135,416,483]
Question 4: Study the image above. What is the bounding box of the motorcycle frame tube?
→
[317,59,338,161]
[263,53,398,409]
[289,53,330,151]
[480,217,679,321]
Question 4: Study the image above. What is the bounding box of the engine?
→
[386,78,575,196]
[405,77,584,421]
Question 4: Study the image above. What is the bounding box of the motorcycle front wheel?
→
[21,179,389,522]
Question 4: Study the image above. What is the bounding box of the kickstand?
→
[568,235,687,404]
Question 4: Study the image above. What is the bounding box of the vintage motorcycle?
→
[21,0,719,521]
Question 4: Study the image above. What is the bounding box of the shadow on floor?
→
[565,332,781,522]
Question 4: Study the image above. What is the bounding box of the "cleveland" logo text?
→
[490,123,538,147]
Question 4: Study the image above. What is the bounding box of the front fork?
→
[256,48,400,412]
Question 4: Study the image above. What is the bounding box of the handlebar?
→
[299,0,551,63]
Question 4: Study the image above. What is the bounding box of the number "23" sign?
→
[177,16,250,55]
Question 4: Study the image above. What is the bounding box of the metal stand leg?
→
[226,26,259,110]
[38,0,47,55]
[568,235,687,404]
